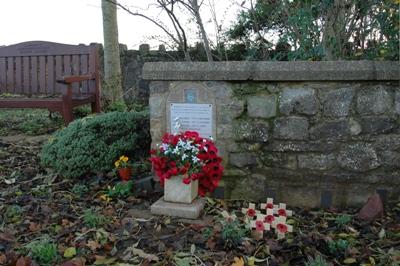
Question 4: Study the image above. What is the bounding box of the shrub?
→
[26,238,58,266]
[40,111,150,178]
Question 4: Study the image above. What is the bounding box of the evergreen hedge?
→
[40,111,150,178]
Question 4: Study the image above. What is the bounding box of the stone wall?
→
[143,61,400,208]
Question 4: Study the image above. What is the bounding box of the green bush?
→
[40,111,150,178]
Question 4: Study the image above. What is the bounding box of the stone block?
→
[356,86,392,115]
[151,197,205,219]
[149,81,169,94]
[264,140,336,152]
[261,153,297,170]
[273,117,309,140]
[337,143,380,172]
[229,174,266,201]
[378,151,400,169]
[218,101,245,123]
[373,134,400,151]
[310,119,360,140]
[164,176,198,204]
[279,88,317,115]
[298,154,336,170]
[395,91,400,115]
[323,87,354,117]
[234,120,269,142]
[247,95,277,118]
[360,116,397,134]
[149,95,165,118]
[229,152,257,167]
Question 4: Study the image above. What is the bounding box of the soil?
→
[0,134,399,266]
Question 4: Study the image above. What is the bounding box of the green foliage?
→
[83,208,109,228]
[328,239,349,255]
[104,100,128,112]
[106,181,133,198]
[220,220,247,246]
[71,184,89,196]
[26,238,58,266]
[335,214,352,228]
[227,0,399,61]
[304,255,329,266]
[5,205,23,222]
[40,111,150,178]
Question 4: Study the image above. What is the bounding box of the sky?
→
[0,0,241,50]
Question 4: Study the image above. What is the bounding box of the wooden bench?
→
[0,41,101,125]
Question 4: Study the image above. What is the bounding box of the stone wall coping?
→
[143,61,399,81]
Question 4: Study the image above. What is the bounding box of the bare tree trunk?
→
[189,0,213,62]
[102,0,122,103]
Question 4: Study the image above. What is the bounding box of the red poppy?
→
[255,220,265,231]
[264,215,275,224]
[266,203,273,209]
[151,131,223,194]
[247,208,256,217]
[278,209,287,217]
[182,177,191,184]
[277,223,288,233]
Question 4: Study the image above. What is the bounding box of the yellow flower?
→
[122,156,128,163]
[115,161,120,168]
[119,155,125,160]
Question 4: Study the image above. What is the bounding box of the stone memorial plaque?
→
[170,103,213,138]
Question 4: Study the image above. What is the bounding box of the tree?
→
[176,0,213,61]
[102,0,123,104]
[106,0,216,62]
[227,0,399,61]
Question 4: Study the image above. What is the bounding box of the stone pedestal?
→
[164,175,198,203]
[151,197,205,219]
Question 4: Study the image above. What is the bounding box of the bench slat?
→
[31,57,38,94]
[15,57,22,94]
[38,56,46,94]
[72,55,80,92]
[80,54,89,93]
[55,55,63,94]
[23,57,30,95]
[6,57,14,93]
[47,56,55,95]
[0,57,6,93]
[88,48,97,94]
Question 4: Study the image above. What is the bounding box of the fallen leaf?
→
[29,222,41,232]
[64,247,77,258]
[0,254,6,264]
[378,228,385,239]
[231,257,244,266]
[93,257,117,265]
[344,258,357,264]
[123,244,159,262]
[87,240,101,251]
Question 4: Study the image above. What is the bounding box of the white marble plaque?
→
[170,103,213,138]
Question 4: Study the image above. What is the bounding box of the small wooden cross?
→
[221,210,237,222]
[272,216,293,239]
[260,198,274,210]
[241,203,258,219]
[263,208,275,225]
[273,203,293,217]
[250,214,271,240]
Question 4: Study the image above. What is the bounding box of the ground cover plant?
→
[0,110,399,265]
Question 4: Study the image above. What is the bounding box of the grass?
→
[0,106,93,136]
[0,109,63,136]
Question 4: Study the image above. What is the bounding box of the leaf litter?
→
[0,135,399,265]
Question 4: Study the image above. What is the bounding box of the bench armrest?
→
[57,74,95,85]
